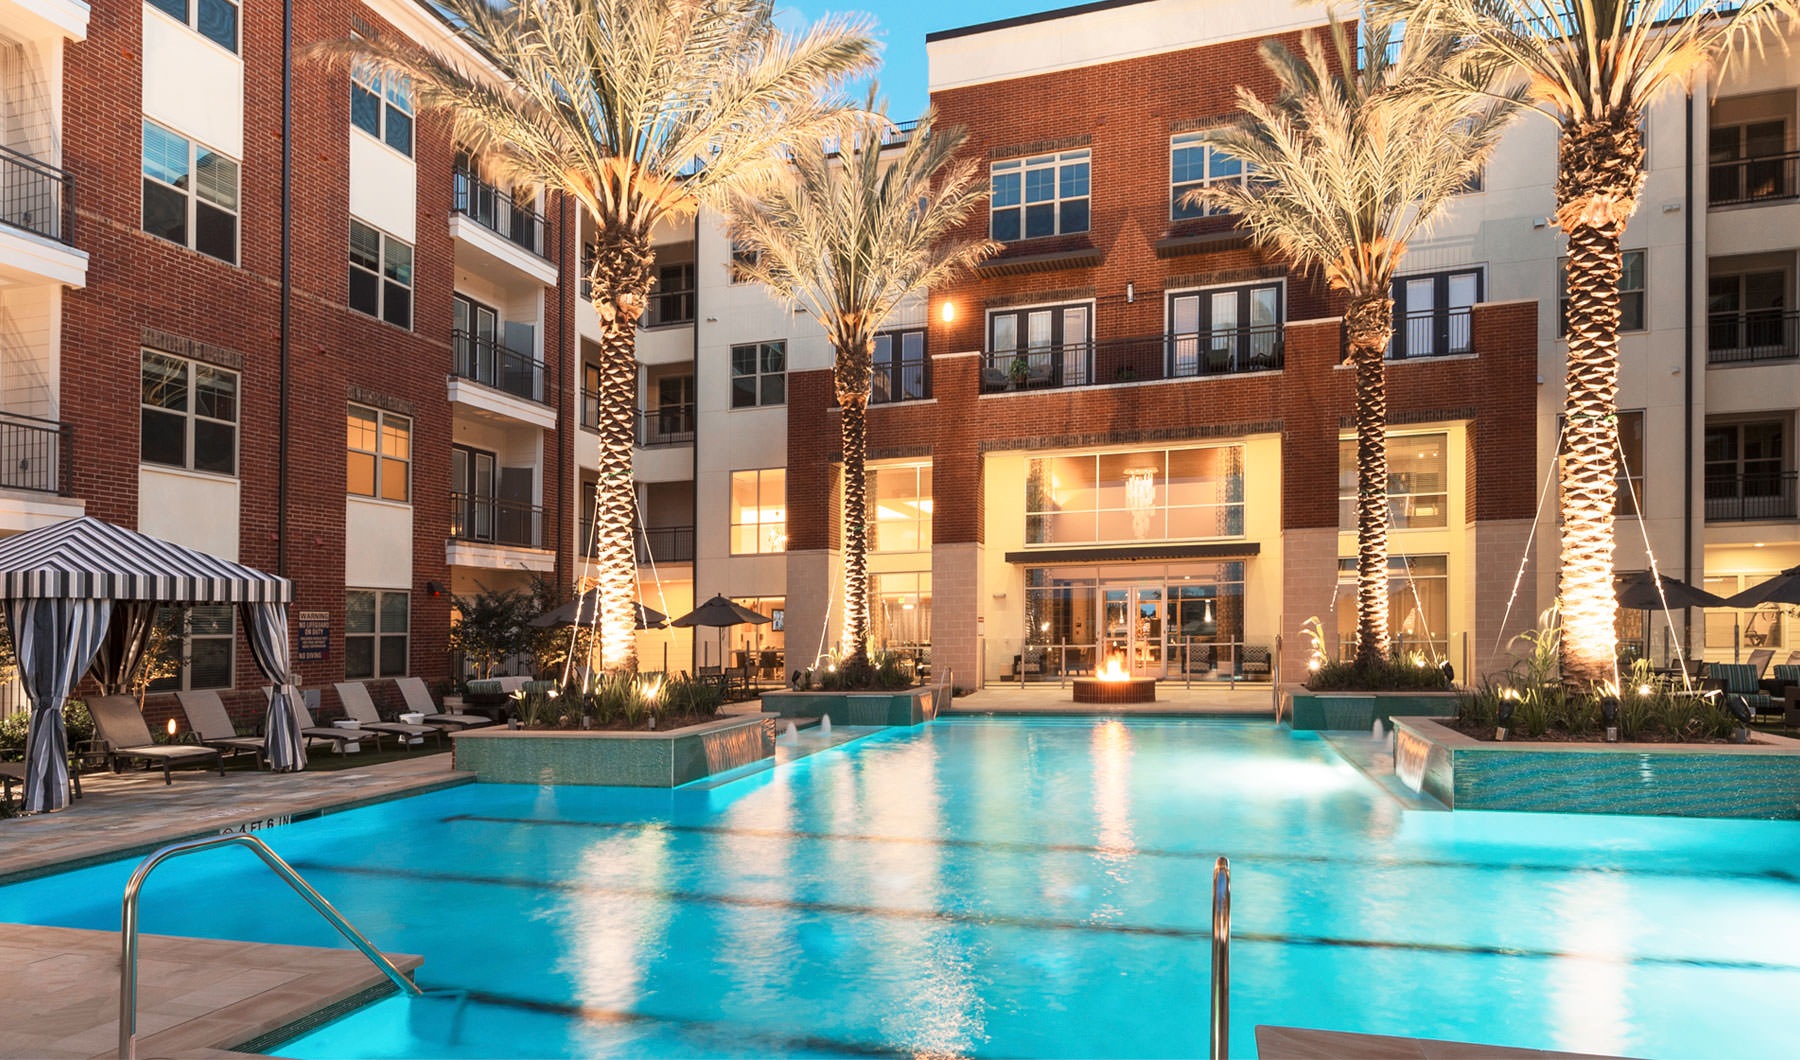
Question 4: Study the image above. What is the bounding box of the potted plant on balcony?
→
[1007,353,1031,388]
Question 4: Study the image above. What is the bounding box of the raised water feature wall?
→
[1287,691,1461,731]
[451,715,776,787]
[758,689,936,726]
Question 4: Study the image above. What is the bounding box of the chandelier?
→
[1124,466,1157,538]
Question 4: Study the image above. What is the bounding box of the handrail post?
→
[1211,856,1231,1060]
[119,833,421,1059]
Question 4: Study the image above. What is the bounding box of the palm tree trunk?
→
[836,338,874,668]
[1346,295,1393,670]
[1555,116,1643,692]
[587,226,655,674]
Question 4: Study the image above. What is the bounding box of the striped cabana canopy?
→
[0,516,291,603]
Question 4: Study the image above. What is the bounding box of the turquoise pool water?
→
[3,718,1798,1058]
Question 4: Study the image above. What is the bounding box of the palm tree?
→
[1379,0,1798,690]
[727,104,995,667]
[322,0,875,672]
[1190,14,1515,668]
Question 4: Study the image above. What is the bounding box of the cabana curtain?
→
[87,601,161,694]
[6,597,112,813]
[241,602,307,772]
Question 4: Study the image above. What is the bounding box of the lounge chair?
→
[1706,663,1777,719]
[394,676,491,730]
[334,682,444,748]
[85,695,224,784]
[176,690,268,769]
[261,686,371,753]
[1746,648,1775,677]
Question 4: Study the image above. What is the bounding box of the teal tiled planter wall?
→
[451,715,775,787]
[1288,691,1460,730]
[758,689,935,726]
[1392,717,1800,819]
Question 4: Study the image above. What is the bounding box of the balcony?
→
[448,169,557,288]
[451,492,543,548]
[636,525,695,565]
[643,285,695,328]
[638,405,694,448]
[979,329,1282,392]
[452,168,549,257]
[0,411,68,494]
[1388,306,1474,360]
[1706,472,1797,522]
[1709,151,1798,208]
[0,145,85,287]
[1707,310,1799,365]
[452,330,548,403]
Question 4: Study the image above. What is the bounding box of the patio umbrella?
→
[1724,565,1800,608]
[670,594,771,671]
[528,591,666,630]
[1615,572,1725,611]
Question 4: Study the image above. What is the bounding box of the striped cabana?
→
[0,517,305,812]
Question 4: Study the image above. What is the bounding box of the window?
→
[1335,555,1449,662]
[1170,133,1248,220]
[350,48,414,156]
[347,405,411,502]
[990,149,1090,241]
[1168,283,1283,375]
[1559,250,1645,335]
[1391,268,1482,358]
[647,261,696,326]
[872,329,928,404]
[872,464,932,552]
[142,121,239,264]
[729,240,759,284]
[1025,445,1246,545]
[986,303,1092,388]
[1616,410,1644,517]
[1338,432,1449,530]
[1705,419,1791,521]
[730,340,785,408]
[141,350,237,475]
[349,219,413,328]
[872,572,932,654]
[346,590,409,679]
[1707,268,1791,362]
[730,469,787,554]
[1708,118,1790,205]
[146,0,238,53]
[145,606,236,692]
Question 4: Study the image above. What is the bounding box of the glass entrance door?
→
[1102,585,1165,678]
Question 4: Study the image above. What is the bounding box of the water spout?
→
[781,722,798,744]
[1371,718,1384,741]
[819,714,832,736]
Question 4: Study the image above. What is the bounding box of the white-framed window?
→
[991,149,1090,241]
[730,469,787,554]
[141,350,237,476]
[350,46,414,156]
[346,590,409,679]
[872,463,932,553]
[730,340,785,408]
[347,405,411,502]
[142,120,239,264]
[145,606,236,692]
[1025,444,1246,545]
[1170,133,1247,220]
[146,0,238,54]
[349,219,413,329]
[729,239,760,284]
[1338,431,1450,530]
[1559,250,1645,335]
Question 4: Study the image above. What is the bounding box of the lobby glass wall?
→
[1025,444,1245,544]
[1020,561,1249,680]
[1334,555,1449,662]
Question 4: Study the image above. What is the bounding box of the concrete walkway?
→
[944,679,1281,717]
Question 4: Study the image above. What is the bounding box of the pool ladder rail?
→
[117,833,423,1060]
[1212,856,1231,1060]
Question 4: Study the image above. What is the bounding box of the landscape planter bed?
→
[758,689,936,726]
[450,715,775,787]
[1287,690,1460,731]
[1391,716,1800,819]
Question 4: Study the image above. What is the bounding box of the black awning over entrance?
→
[1003,542,1261,565]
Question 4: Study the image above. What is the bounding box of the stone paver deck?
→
[1257,1025,1630,1058]
[0,753,469,884]
[943,680,1280,717]
[0,923,421,1059]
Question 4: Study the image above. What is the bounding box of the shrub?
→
[1306,654,1451,692]
[0,700,93,753]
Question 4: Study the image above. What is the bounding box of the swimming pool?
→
[3,718,1798,1058]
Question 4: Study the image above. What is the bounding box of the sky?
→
[789,1,1075,121]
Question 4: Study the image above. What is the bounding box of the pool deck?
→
[942,679,1280,717]
[1256,1025,1627,1058]
[0,752,469,884]
[0,923,421,1059]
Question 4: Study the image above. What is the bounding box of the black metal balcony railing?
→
[981,330,1284,392]
[450,492,544,548]
[580,388,600,431]
[635,525,695,565]
[452,168,550,258]
[452,329,548,404]
[1390,306,1474,360]
[638,404,695,447]
[645,286,696,327]
[0,144,74,245]
[1705,471,1798,523]
[0,412,69,495]
[1709,151,1799,208]
[1707,309,1800,365]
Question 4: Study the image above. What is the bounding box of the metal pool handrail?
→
[1211,856,1231,1060]
[118,833,421,1060]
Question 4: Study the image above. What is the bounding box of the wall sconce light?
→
[1126,282,1135,304]
[426,581,444,597]
[940,301,955,324]
[992,591,1007,600]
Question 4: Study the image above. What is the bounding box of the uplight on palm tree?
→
[1190,13,1515,668]
[322,0,875,673]
[1380,0,1798,690]
[728,103,995,666]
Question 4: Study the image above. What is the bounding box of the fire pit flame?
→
[1097,655,1131,682]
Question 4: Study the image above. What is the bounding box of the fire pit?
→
[1072,656,1157,704]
